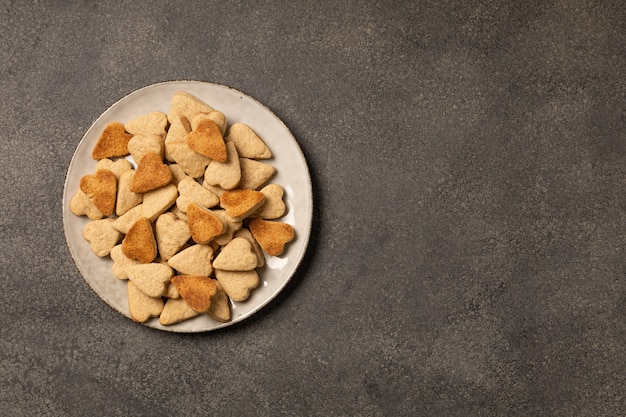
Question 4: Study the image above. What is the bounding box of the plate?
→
[62,81,313,332]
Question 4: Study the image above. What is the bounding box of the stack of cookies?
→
[70,91,295,325]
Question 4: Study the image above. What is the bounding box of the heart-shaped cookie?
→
[187,203,226,244]
[176,177,219,212]
[82,218,121,257]
[207,281,231,322]
[70,189,104,220]
[212,237,257,271]
[249,219,295,257]
[166,141,212,178]
[159,297,200,326]
[167,91,214,124]
[141,184,178,222]
[212,209,243,246]
[167,244,214,276]
[79,169,117,216]
[131,152,172,193]
[116,170,143,216]
[124,111,168,136]
[190,111,228,135]
[127,280,164,323]
[121,217,157,264]
[128,134,165,164]
[219,189,265,221]
[91,122,132,160]
[110,244,140,279]
[164,116,191,162]
[95,158,132,179]
[234,228,265,267]
[226,123,272,159]
[203,140,241,190]
[251,184,286,219]
[238,158,276,190]
[126,263,173,298]
[214,269,260,302]
[171,275,218,313]
[155,212,191,261]
[186,119,227,162]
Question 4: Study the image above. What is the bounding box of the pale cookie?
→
[187,203,226,244]
[112,204,143,234]
[212,210,243,246]
[203,140,241,190]
[202,182,227,198]
[171,275,218,313]
[155,212,191,261]
[168,163,190,186]
[116,170,143,216]
[164,116,190,162]
[110,244,140,279]
[169,205,188,222]
[214,269,260,302]
[176,177,219,212]
[70,189,104,220]
[234,228,265,267]
[95,158,132,179]
[167,91,214,124]
[127,280,164,323]
[91,122,132,160]
[126,262,173,298]
[219,189,265,221]
[124,111,168,136]
[238,158,276,190]
[164,282,181,299]
[186,119,227,162]
[141,184,177,221]
[166,141,212,178]
[128,134,165,163]
[79,169,117,216]
[249,219,295,257]
[212,237,257,271]
[159,297,200,326]
[131,152,172,193]
[167,244,214,276]
[121,217,157,264]
[208,281,231,322]
[82,218,121,257]
[251,184,286,219]
[226,123,272,159]
[190,111,227,135]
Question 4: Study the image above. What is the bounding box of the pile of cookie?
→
[69,91,295,325]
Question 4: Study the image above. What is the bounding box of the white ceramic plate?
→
[63,81,313,332]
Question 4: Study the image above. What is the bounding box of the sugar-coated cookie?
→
[92,122,132,160]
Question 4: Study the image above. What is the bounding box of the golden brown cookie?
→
[79,169,117,217]
[187,203,226,244]
[171,275,218,313]
[121,217,157,264]
[92,122,132,160]
[131,152,172,193]
[186,119,227,162]
[219,189,265,221]
[248,219,295,257]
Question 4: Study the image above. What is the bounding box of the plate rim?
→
[62,80,313,333]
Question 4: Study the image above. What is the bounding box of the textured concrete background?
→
[1,0,625,416]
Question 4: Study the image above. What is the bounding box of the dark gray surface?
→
[1,1,625,416]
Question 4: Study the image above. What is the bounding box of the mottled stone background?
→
[1,1,624,416]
